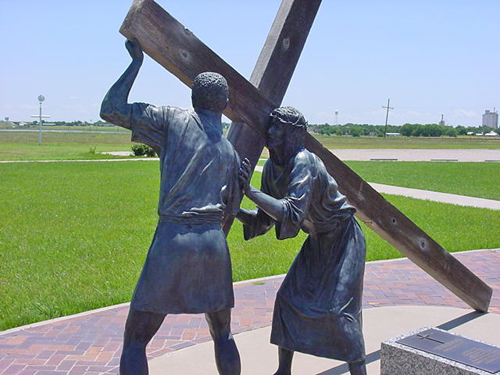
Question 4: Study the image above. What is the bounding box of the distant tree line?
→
[310,123,498,137]
[51,120,112,126]
[17,119,498,137]
[22,120,115,127]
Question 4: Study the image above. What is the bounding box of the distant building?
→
[439,114,446,126]
[482,109,498,129]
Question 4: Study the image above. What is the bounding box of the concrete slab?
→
[102,151,133,156]
[149,306,500,375]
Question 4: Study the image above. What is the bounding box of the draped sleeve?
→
[275,152,313,240]
[129,103,168,155]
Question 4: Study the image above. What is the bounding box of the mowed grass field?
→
[257,159,500,200]
[1,159,499,330]
[0,131,133,161]
[1,131,500,162]
[345,161,500,201]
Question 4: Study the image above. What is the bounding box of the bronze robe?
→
[128,104,241,314]
[244,149,366,362]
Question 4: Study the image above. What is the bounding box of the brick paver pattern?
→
[1,249,498,374]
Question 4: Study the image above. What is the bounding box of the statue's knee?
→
[123,338,148,353]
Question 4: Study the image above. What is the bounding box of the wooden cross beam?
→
[119,0,492,312]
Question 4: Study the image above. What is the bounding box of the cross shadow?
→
[316,351,380,375]
[314,311,486,374]
[436,311,484,330]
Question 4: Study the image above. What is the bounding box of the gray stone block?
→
[381,327,500,375]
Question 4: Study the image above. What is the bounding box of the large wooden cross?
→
[120,0,491,312]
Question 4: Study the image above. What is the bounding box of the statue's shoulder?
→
[165,106,190,117]
[162,107,197,128]
[294,149,316,167]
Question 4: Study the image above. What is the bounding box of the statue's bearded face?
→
[266,120,285,150]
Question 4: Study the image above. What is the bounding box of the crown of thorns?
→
[269,106,308,128]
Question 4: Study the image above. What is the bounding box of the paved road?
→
[102,149,500,161]
[369,182,500,210]
[329,148,500,162]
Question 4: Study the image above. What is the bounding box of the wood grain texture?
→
[120,0,492,312]
[120,0,272,139]
[224,0,322,234]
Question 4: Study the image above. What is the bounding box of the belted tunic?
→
[128,103,241,314]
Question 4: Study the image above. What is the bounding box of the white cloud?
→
[407,110,425,117]
[19,104,37,110]
[453,109,477,118]
[62,104,85,109]
[368,108,387,117]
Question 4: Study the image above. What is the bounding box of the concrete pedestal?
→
[381,327,500,375]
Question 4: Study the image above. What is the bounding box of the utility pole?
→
[382,98,394,137]
[335,109,338,126]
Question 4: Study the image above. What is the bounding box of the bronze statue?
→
[101,39,241,375]
[237,107,367,375]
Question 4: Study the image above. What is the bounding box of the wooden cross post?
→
[224,0,322,233]
[119,0,492,312]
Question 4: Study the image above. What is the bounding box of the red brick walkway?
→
[1,249,498,375]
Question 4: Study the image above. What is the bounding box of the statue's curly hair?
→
[191,72,228,112]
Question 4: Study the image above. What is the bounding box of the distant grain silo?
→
[482,109,498,129]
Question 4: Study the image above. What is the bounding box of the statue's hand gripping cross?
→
[120,0,491,312]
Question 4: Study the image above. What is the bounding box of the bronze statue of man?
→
[101,39,241,375]
[237,107,367,375]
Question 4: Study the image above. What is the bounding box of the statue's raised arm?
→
[100,39,144,129]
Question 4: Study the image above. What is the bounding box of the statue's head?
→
[267,106,307,155]
[191,72,229,112]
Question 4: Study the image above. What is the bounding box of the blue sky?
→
[1,0,498,126]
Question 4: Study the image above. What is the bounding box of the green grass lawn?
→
[256,160,500,201]
[0,131,134,161]
[345,161,500,201]
[1,161,499,330]
[2,131,500,162]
